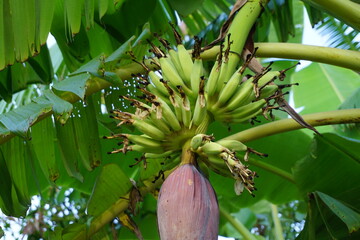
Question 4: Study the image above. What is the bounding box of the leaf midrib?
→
[319,64,345,102]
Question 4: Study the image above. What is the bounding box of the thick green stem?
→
[248,158,295,183]
[200,43,360,72]
[270,204,285,240]
[180,139,196,165]
[223,109,360,143]
[255,43,360,72]
[220,207,257,240]
[224,0,268,75]
[303,0,360,31]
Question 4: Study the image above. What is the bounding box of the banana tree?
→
[0,0,360,239]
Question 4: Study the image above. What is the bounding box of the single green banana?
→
[258,84,279,99]
[159,57,192,96]
[226,99,266,116]
[204,155,233,178]
[182,103,192,128]
[192,95,207,127]
[217,68,244,106]
[148,70,169,96]
[217,99,266,123]
[216,139,247,152]
[224,108,263,123]
[148,113,172,135]
[132,119,166,141]
[257,71,281,87]
[177,44,193,86]
[219,77,254,112]
[130,144,164,154]
[205,60,221,97]
[190,58,203,94]
[216,60,230,93]
[145,150,176,159]
[199,142,228,156]
[168,48,187,80]
[125,134,164,149]
[190,134,214,151]
[172,94,183,124]
[156,97,182,131]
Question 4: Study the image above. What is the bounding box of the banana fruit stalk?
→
[105,26,294,197]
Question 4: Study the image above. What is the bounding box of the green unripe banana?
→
[132,119,165,141]
[216,139,247,152]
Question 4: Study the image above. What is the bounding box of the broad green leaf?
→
[53,72,92,100]
[298,191,360,239]
[51,1,90,71]
[85,23,116,58]
[0,137,31,210]
[319,133,360,163]
[87,163,132,217]
[105,36,135,65]
[84,0,95,30]
[55,119,84,182]
[2,0,15,68]
[71,55,104,76]
[43,90,73,123]
[27,45,54,84]
[0,148,14,215]
[9,0,32,62]
[0,1,5,70]
[0,102,52,138]
[72,97,102,171]
[335,87,360,139]
[64,0,83,35]
[37,0,55,44]
[267,0,296,42]
[115,0,156,39]
[293,133,360,206]
[33,90,73,124]
[316,191,360,233]
[30,117,59,182]
[293,133,360,239]
[291,63,360,114]
[98,0,109,20]
[148,0,177,35]
[168,0,204,16]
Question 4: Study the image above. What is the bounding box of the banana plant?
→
[0,0,360,239]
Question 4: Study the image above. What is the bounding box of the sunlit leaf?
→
[53,72,92,100]
[292,63,360,114]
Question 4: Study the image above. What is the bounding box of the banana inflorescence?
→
[106,27,294,196]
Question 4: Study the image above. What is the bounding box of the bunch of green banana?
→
[105,27,293,195]
[190,134,257,195]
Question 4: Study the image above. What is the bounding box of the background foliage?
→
[0,0,360,239]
